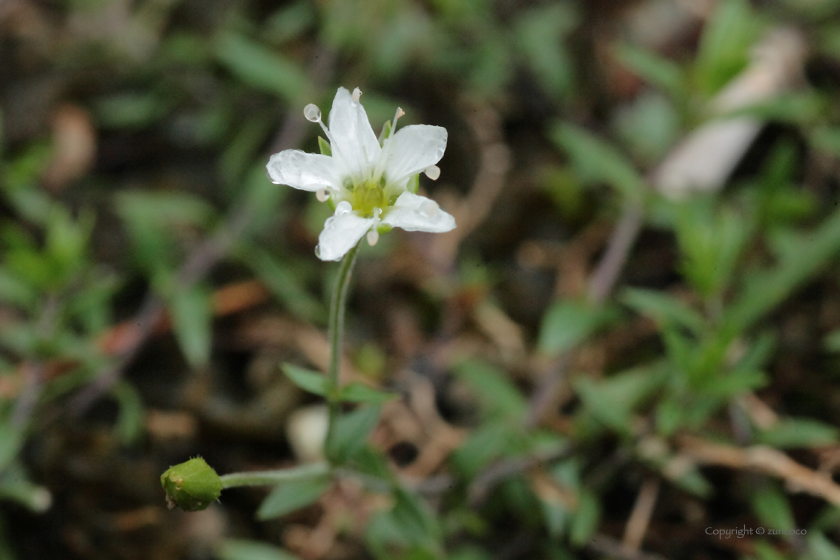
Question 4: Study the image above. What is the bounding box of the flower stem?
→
[219,462,330,489]
[325,243,360,462]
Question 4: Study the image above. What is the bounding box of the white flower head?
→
[267,87,455,261]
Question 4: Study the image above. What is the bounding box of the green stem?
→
[219,462,330,489]
[325,243,360,462]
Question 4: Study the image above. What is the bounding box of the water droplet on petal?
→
[304,104,321,122]
[424,165,441,180]
[316,188,329,202]
[352,88,362,103]
[336,201,352,215]
[366,229,379,246]
[314,245,321,259]
[421,199,439,218]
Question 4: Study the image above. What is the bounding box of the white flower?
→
[267,87,455,261]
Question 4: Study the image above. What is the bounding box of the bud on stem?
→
[160,457,222,512]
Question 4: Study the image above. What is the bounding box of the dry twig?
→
[678,435,840,506]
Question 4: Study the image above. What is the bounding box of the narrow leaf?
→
[217,539,300,560]
[340,383,397,404]
[538,300,619,357]
[169,284,213,368]
[550,123,645,201]
[328,405,381,463]
[257,475,331,520]
[281,363,329,396]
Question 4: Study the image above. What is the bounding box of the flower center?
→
[349,180,388,218]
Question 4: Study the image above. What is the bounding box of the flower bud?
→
[161,457,222,512]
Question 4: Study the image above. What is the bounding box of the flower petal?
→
[267,150,338,191]
[328,87,381,181]
[383,125,447,185]
[317,211,374,261]
[381,192,456,233]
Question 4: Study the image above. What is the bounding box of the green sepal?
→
[407,173,419,194]
[318,136,331,156]
[161,457,222,512]
[378,120,392,146]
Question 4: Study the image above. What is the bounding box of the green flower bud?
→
[160,457,222,512]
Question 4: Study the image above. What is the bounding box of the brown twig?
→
[622,477,660,554]
[678,435,840,507]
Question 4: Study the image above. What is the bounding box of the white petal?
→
[383,125,447,185]
[328,87,381,180]
[317,211,374,261]
[381,192,456,233]
[267,150,338,191]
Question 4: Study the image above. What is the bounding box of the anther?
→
[420,199,439,218]
[316,188,329,202]
[303,104,321,122]
[352,88,362,103]
[366,229,380,246]
[424,165,441,180]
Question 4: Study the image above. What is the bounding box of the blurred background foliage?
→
[4,0,840,558]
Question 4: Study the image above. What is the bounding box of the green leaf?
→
[450,421,521,478]
[94,92,171,129]
[238,246,324,322]
[575,365,665,436]
[615,43,684,98]
[281,363,329,396]
[257,475,331,520]
[365,488,442,556]
[328,405,382,463]
[0,463,51,512]
[215,32,307,101]
[751,540,790,560]
[452,359,526,420]
[757,419,838,448]
[217,539,300,560]
[0,422,25,473]
[668,465,712,498]
[569,488,600,546]
[824,328,840,353]
[0,267,36,309]
[220,114,274,187]
[339,383,397,404]
[693,0,761,95]
[750,483,795,531]
[810,126,840,157]
[655,396,684,437]
[111,380,144,445]
[672,200,749,300]
[614,91,680,164]
[115,191,216,274]
[620,288,704,334]
[168,284,213,369]
[725,205,840,334]
[513,3,578,97]
[538,299,619,357]
[697,368,766,398]
[550,123,645,201]
[806,531,840,560]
